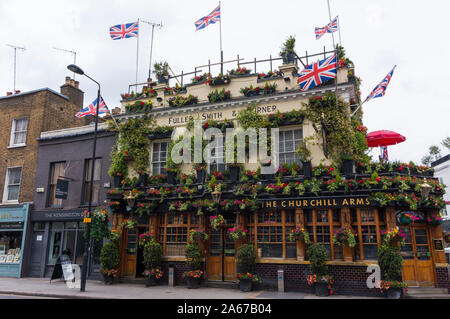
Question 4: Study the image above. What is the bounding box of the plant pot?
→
[196,169,206,184]
[167,171,176,185]
[262,173,274,180]
[343,160,354,176]
[113,176,123,188]
[229,166,240,183]
[314,282,329,297]
[145,276,157,287]
[157,76,169,84]
[282,53,295,64]
[186,277,200,289]
[239,279,253,292]
[386,287,403,299]
[138,174,148,187]
[303,161,312,178]
[103,274,114,285]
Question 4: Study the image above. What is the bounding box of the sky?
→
[0,0,449,164]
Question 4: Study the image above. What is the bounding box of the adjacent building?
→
[23,123,116,278]
[432,154,450,218]
[0,77,85,277]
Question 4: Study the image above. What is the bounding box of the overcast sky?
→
[0,0,449,164]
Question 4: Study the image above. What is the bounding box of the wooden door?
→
[401,226,435,287]
[122,228,138,277]
[206,229,237,281]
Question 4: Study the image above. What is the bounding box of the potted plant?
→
[306,243,333,296]
[377,243,407,299]
[142,239,163,287]
[332,227,357,247]
[100,242,120,285]
[184,243,203,289]
[341,154,355,176]
[398,212,419,226]
[380,228,407,247]
[296,141,312,178]
[227,163,241,183]
[195,163,207,184]
[227,227,247,241]
[288,227,311,244]
[236,244,259,292]
[153,61,169,84]
[279,35,296,64]
[120,218,137,230]
[427,213,443,226]
[165,167,178,185]
[210,214,225,230]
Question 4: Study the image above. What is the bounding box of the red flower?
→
[204,122,209,129]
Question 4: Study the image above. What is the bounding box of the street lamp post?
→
[67,64,101,292]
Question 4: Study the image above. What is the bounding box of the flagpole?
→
[219,1,223,74]
[337,15,342,45]
[136,18,140,85]
[327,0,339,111]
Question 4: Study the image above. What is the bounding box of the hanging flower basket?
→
[120,218,137,229]
[398,213,420,226]
[189,229,209,243]
[288,227,311,244]
[332,227,357,247]
[427,214,443,226]
[210,215,225,230]
[227,227,247,241]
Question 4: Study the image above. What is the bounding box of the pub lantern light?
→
[211,189,222,204]
[126,192,136,208]
[420,179,432,200]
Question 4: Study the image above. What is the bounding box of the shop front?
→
[26,209,101,279]
[0,204,29,278]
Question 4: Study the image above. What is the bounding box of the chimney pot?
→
[15,90,21,94]
[6,92,12,96]
[74,81,79,89]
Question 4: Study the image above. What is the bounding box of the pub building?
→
[23,123,116,278]
[107,48,449,296]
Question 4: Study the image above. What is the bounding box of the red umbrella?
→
[366,130,406,148]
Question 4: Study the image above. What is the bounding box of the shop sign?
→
[31,210,83,221]
[261,196,372,210]
[0,222,23,230]
[83,218,92,223]
[433,239,444,251]
[55,179,69,200]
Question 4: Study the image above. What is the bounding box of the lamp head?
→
[67,64,85,75]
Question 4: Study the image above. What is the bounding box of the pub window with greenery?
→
[351,208,385,260]
[247,210,296,259]
[159,212,200,256]
[82,158,101,205]
[305,209,343,260]
[47,162,67,207]
[151,141,168,175]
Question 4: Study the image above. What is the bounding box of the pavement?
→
[0,277,382,299]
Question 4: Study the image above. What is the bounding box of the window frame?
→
[47,161,67,208]
[277,127,303,166]
[9,118,28,148]
[151,140,169,176]
[352,208,385,261]
[2,166,23,203]
[81,158,102,206]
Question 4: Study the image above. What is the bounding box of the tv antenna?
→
[53,47,77,79]
[140,20,163,80]
[6,44,26,92]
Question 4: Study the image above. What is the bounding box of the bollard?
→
[169,267,174,287]
[277,269,284,293]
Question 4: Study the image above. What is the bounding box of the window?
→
[208,136,225,173]
[352,208,385,260]
[248,211,296,259]
[305,209,343,260]
[3,167,22,202]
[0,231,23,262]
[48,162,67,207]
[152,142,168,175]
[83,159,101,205]
[9,118,28,147]
[278,129,303,165]
[159,212,200,257]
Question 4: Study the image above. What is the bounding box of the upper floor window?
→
[48,162,67,207]
[3,167,22,202]
[207,135,225,173]
[151,142,168,175]
[278,129,303,166]
[83,159,101,205]
[9,118,28,147]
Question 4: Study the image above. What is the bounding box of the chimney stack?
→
[60,76,84,107]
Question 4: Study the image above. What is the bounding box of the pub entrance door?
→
[206,213,237,281]
[121,226,148,277]
[400,225,435,287]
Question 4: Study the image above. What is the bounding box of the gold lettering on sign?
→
[311,201,316,207]
[281,201,287,208]
[342,199,349,206]
[349,198,355,206]
[365,198,370,205]
[356,198,365,206]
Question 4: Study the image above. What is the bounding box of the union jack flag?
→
[315,16,339,40]
[75,96,109,118]
[364,66,396,103]
[381,146,389,161]
[297,54,337,91]
[195,5,220,31]
[109,22,139,40]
